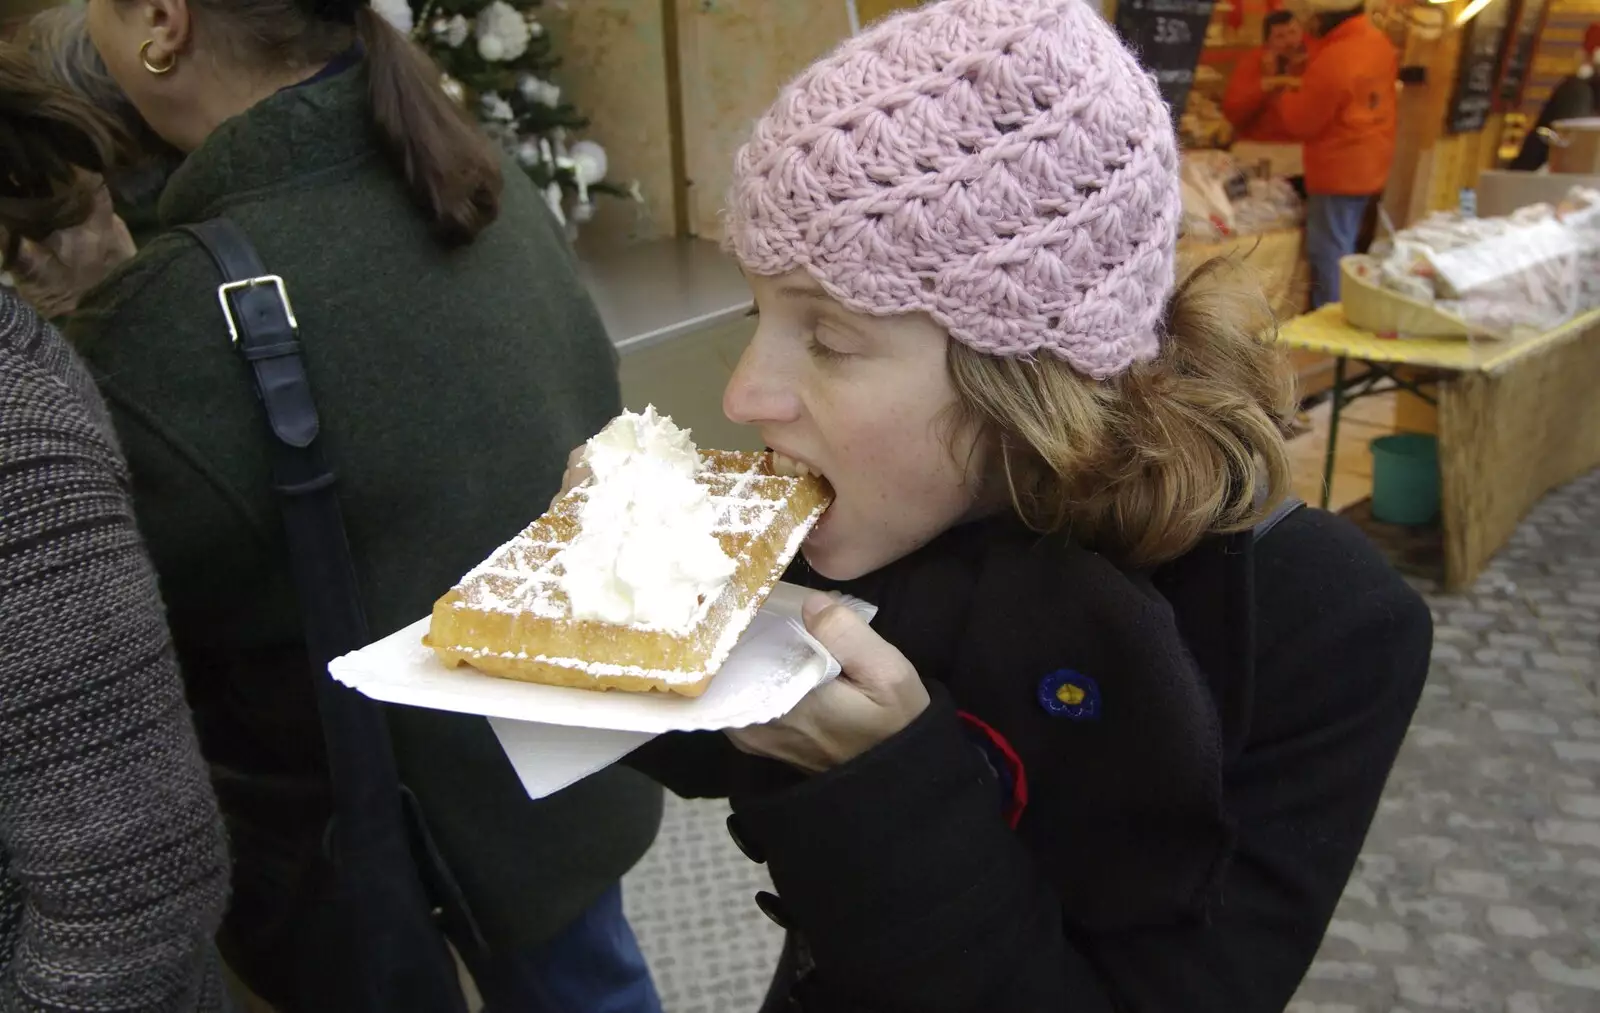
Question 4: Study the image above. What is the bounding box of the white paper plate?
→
[328,584,875,798]
[485,720,658,799]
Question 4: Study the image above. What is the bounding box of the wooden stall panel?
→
[545,1,678,247]
[856,0,925,25]
[676,0,854,241]
[1386,1,1464,227]
[621,316,763,451]
[1438,323,1600,588]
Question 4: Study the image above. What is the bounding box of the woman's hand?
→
[10,183,135,318]
[549,444,592,510]
[726,593,930,774]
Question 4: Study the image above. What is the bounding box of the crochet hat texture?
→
[726,0,1181,379]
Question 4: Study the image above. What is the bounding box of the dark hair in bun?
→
[0,42,127,267]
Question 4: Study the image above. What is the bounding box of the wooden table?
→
[1276,305,1600,590]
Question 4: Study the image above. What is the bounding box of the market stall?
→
[1176,3,1316,320]
[1278,304,1600,589]
[1280,179,1600,588]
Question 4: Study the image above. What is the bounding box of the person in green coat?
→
[68,0,665,1009]
[19,4,178,247]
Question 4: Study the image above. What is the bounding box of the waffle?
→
[427,450,832,697]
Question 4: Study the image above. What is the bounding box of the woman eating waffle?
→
[607,1,1435,1009]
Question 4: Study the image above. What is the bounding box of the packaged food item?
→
[1365,187,1600,337]
[1179,152,1304,240]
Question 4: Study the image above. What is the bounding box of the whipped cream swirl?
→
[556,407,736,631]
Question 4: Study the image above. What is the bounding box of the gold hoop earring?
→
[140,40,175,75]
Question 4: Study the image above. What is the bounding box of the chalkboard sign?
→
[1115,0,1218,118]
[1448,0,1515,134]
[1499,0,1550,107]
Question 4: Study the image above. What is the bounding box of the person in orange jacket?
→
[1274,0,1399,307]
[1223,11,1310,145]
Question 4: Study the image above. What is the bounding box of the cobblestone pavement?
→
[623,471,1600,1013]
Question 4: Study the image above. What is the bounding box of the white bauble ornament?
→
[568,140,609,187]
[481,92,515,122]
[515,80,561,107]
[440,75,466,104]
[444,14,470,48]
[516,139,543,169]
[477,1,531,62]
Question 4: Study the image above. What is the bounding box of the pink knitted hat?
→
[726,0,1181,379]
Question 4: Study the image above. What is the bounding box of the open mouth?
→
[769,450,822,481]
[769,450,834,544]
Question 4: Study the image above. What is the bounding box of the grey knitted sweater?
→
[0,290,231,1011]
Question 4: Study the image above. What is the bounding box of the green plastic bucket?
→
[1370,433,1440,526]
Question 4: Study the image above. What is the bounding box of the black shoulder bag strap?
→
[179,218,481,1012]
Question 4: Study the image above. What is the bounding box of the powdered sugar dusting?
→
[451,452,800,632]
[457,495,827,685]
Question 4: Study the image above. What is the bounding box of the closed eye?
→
[807,334,850,362]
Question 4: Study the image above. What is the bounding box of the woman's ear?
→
[142,0,194,62]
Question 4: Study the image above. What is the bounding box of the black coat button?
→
[755,890,791,929]
[726,813,765,864]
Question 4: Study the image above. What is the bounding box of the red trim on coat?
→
[957,711,1029,829]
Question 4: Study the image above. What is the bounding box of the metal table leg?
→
[1320,356,1347,510]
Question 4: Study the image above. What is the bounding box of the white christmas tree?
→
[376,0,634,228]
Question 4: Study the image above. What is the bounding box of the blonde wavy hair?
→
[948,258,1297,569]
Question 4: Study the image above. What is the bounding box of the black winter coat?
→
[629,506,1432,1012]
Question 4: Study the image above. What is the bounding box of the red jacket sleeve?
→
[1222,53,1269,131]
[1276,41,1351,140]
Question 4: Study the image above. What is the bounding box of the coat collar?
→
[158,63,377,229]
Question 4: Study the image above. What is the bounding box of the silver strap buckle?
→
[217,275,298,345]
